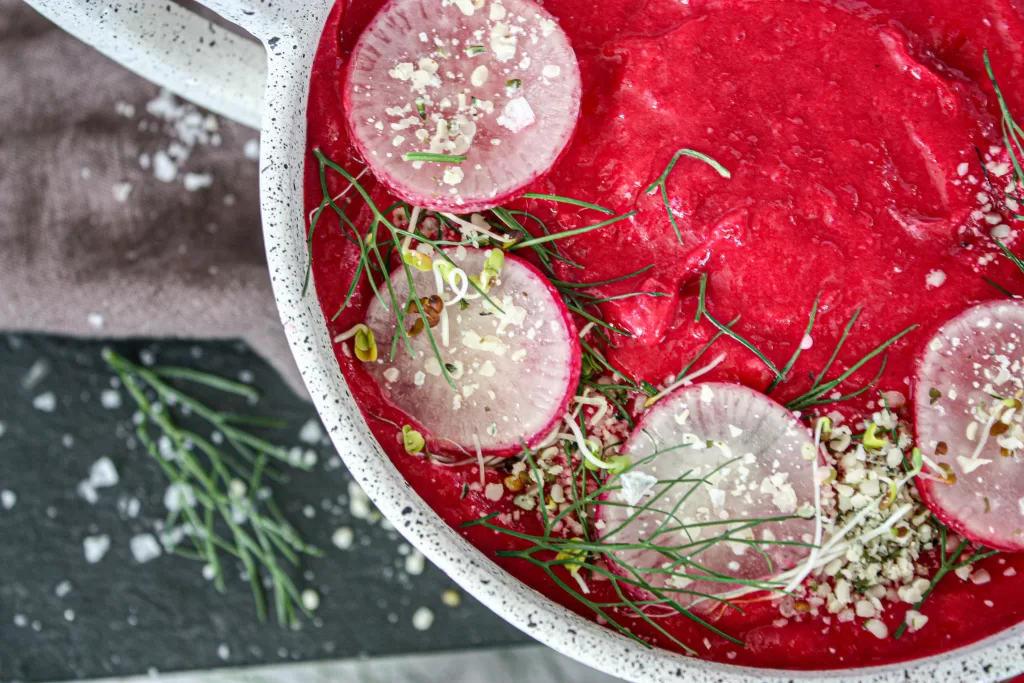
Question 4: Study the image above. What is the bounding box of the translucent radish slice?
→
[596,383,817,605]
[914,301,1024,551]
[364,247,580,456]
[343,0,581,213]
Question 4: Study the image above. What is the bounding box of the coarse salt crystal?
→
[33,392,57,412]
[497,98,535,133]
[112,182,133,203]
[405,550,426,575]
[332,527,355,550]
[298,418,323,444]
[182,172,213,192]
[925,270,946,289]
[301,589,320,611]
[412,606,434,630]
[100,389,122,409]
[130,534,163,564]
[152,150,178,183]
[83,534,111,564]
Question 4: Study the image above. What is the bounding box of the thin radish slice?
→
[343,0,582,213]
[914,300,1024,551]
[364,247,580,456]
[596,383,817,605]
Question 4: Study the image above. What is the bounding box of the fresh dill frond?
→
[510,210,637,250]
[892,526,997,639]
[103,349,321,628]
[401,152,467,164]
[462,443,810,652]
[985,51,1024,197]
[551,264,655,290]
[994,238,1024,276]
[696,273,781,378]
[785,307,917,411]
[644,148,731,244]
[522,192,615,215]
[765,293,821,394]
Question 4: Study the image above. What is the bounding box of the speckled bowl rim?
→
[245,3,1024,682]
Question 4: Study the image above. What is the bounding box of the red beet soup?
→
[304,0,1024,670]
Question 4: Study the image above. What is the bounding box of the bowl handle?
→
[22,0,268,129]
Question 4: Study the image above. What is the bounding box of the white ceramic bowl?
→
[23,1,1024,680]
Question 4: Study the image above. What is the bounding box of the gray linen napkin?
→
[0,0,306,397]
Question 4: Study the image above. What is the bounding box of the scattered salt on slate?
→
[0,335,530,681]
[129,534,162,564]
[32,391,56,412]
[412,607,434,631]
[21,359,49,390]
[83,534,111,564]
[100,389,123,409]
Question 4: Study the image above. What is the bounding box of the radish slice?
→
[363,247,580,456]
[596,383,817,604]
[914,300,1024,550]
[343,0,582,213]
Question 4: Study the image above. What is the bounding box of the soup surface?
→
[305,0,1024,669]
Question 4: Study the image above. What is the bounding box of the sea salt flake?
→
[100,389,122,409]
[130,534,163,564]
[618,471,659,507]
[405,549,426,575]
[244,138,260,160]
[152,150,178,183]
[89,457,120,488]
[33,391,56,412]
[182,172,213,192]
[497,98,535,133]
[412,606,434,630]
[332,526,354,550]
[83,534,111,564]
[926,270,946,289]
[164,482,196,511]
[112,182,133,203]
[298,418,323,444]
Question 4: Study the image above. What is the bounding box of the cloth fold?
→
[0,0,307,397]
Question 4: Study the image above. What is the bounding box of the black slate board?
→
[0,334,527,682]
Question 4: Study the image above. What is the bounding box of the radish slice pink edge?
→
[596,382,817,605]
[343,0,582,213]
[364,247,580,457]
[914,300,1024,551]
